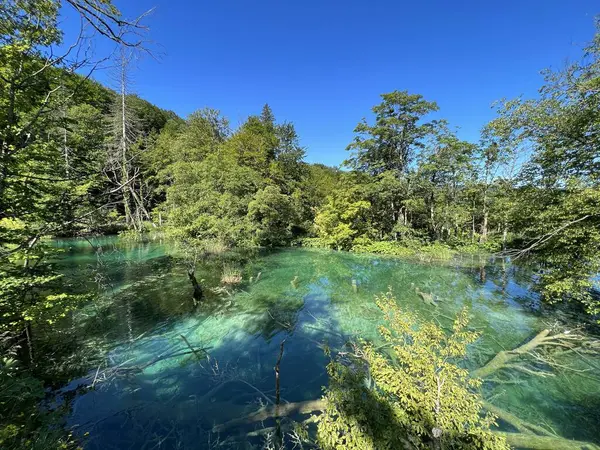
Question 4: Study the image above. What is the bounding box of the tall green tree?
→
[157,105,307,246]
[0,1,157,447]
[415,127,476,240]
[346,90,439,175]
[487,22,600,314]
[344,91,440,241]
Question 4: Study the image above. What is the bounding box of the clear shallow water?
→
[43,237,600,449]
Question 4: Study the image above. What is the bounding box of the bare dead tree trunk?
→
[274,339,286,449]
[119,48,134,229]
[25,322,34,366]
[429,194,436,238]
[275,339,286,405]
[187,269,203,305]
[106,46,151,232]
[481,207,488,242]
[63,112,70,177]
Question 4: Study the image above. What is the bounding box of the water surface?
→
[43,237,600,449]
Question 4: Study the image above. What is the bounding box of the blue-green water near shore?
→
[42,236,599,449]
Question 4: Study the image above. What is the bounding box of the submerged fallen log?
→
[210,327,600,449]
[212,399,326,432]
[472,327,600,380]
[483,402,553,436]
[212,398,600,450]
[496,431,600,450]
[472,329,551,379]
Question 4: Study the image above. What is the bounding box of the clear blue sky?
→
[61,0,598,166]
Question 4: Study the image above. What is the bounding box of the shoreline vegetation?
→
[2,1,600,449]
[116,230,494,259]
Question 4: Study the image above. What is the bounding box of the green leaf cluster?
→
[317,290,509,450]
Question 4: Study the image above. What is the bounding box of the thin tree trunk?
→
[187,269,203,304]
[429,198,436,238]
[275,339,285,405]
[481,209,488,242]
[25,322,34,366]
[0,81,17,214]
[120,66,132,229]
[63,108,70,177]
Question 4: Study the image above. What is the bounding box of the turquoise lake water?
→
[42,237,600,449]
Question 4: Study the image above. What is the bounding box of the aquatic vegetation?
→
[221,265,243,285]
[201,239,230,256]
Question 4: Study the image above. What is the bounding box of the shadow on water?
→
[68,297,344,449]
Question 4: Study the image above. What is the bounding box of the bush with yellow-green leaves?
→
[316,289,509,450]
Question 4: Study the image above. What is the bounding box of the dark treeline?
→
[1,1,599,448]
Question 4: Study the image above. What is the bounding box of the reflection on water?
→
[40,237,600,449]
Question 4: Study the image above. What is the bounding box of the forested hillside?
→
[1,1,600,449]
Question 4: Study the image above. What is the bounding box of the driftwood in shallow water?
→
[187,269,203,304]
[291,276,299,288]
[483,403,600,449]
[212,399,326,432]
[415,287,438,307]
[198,379,273,406]
[483,402,553,436]
[410,283,438,306]
[496,431,600,450]
[92,345,211,384]
[473,329,551,379]
[472,328,600,380]
[180,334,203,361]
[275,339,286,405]
[212,398,600,450]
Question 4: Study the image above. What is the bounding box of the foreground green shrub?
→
[0,358,78,450]
[317,290,508,450]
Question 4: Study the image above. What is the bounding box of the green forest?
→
[1,1,600,450]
